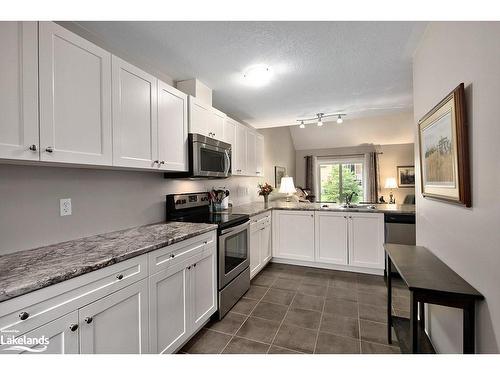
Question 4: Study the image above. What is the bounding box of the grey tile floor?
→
[180,263,409,354]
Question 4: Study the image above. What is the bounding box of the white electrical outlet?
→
[60,198,72,216]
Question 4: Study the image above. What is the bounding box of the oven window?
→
[200,147,225,173]
[224,230,248,275]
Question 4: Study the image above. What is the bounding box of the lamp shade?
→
[279,176,296,194]
[384,177,398,189]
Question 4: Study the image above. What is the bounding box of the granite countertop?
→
[231,200,416,217]
[0,222,217,303]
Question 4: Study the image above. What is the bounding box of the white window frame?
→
[316,156,367,203]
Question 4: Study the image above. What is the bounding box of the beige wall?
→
[413,22,500,353]
[295,143,414,203]
[259,126,296,186]
[0,128,295,255]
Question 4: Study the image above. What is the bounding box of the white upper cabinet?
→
[157,81,188,171]
[112,56,158,169]
[39,22,112,165]
[0,22,38,161]
[233,122,247,175]
[222,117,235,146]
[256,134,264,176]
[246,130,257,176]
[348,213,385,269]
[315,212,348,265]
[188,96,225,140]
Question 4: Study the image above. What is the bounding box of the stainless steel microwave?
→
[165,133,231,178]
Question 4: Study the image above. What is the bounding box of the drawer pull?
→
[69,324,79,332]
[116,274,124,280]
[19,311,29,320]
[84,317,93,324]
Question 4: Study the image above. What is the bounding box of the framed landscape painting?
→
[397,166,415,187]
[418,83,471,207]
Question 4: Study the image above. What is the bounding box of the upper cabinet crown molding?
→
[39,21,113,165]
[0,22,39,161]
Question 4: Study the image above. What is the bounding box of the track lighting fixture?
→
[299,120,305,129]
[296,113,346,128]
[336,114,344,124]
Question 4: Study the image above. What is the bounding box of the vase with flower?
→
[258,182,273,205]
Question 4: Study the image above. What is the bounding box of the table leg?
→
[410,291,418,353]
[386,253,392,344]
[463,302,475,354]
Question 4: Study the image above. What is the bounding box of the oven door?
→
[192,142,231,178]
[218,221,250,289]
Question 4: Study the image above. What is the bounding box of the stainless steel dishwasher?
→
[385,213,415,245]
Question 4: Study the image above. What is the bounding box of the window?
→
[317,158,365,203]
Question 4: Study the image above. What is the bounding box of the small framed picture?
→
[275,166,286,188]
[397,166,415,188]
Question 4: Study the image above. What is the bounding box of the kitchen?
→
[1,3,500,370]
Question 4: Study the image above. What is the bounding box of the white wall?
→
[295,143,414,203]
[0,128,295,255]
[259,126,296,186]
[413,22,500,353]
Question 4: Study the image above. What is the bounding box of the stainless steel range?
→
[166,192,250,319]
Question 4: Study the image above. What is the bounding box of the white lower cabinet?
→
[79,278,149,354]
[249,213,272,279]
[149,243,217,354]
[273,210,384,272]
[273,210,315,261]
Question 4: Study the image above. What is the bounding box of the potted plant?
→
[258,182,274,204]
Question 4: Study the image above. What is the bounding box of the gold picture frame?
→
[418,83,471,207]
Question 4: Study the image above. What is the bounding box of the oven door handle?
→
[220,221,249,236]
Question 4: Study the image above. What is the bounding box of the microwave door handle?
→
[224,149,231,175]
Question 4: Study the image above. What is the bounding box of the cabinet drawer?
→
[0,254,147,337]
[250,212,271,225]
[148,232,216,275]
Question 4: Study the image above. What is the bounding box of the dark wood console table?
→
[384,243,484,354]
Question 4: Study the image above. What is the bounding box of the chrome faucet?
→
[344,192,357,206]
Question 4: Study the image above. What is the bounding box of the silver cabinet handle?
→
[28,144,37,151]
[84,317,93,324]
[153,160,159,164]
[160,161,165,165]
[45,146,53,153]
[116,274,123,280]
[193,263,197,268]
[69,324,79,332]
[170,254,175,258]
[187,266,191,270]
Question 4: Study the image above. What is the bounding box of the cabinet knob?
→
[187,266,191,270]
[193,263,197,268]
[160,160,165,165]
[116,274,123,280]
[170,254,175,258]
[212,133,216,137]
[28,144,37,151]
[45,146,53,153]
[19,311,29,320]
[153,160,159,164]
[344,216,347,219]
[84,317,93,324]
[69,324,79,332]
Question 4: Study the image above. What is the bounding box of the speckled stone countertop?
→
[0,222,217,303]
[231,201,416,217]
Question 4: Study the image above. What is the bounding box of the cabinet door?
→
[246,130,257,176]
[39,22,112,165]
[222,118,235,146]
[158,80,188,171]
[112,56,158,169]
[79,279,149,354]
[209,108,225,140]
[188,96,209,136]
[149,261,189,354]
[255,134,264,177]
[348,213,385,269]
[261,222,272,265]
[0,22,38,161]
[315,212,348,265]
[234,123,247,175]
[273,211,315,261]
[0,311,79,354]
[249,223,262,279]
[190,247,217,332]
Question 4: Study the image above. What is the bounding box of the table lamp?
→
[279,176,296,202]
[385,177,397,204]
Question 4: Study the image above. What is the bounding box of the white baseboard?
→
[270,257,384,276]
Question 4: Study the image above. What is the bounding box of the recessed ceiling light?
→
[336,115,344,124]
[243,65,272,87]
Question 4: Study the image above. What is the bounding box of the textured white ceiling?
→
[74,21,426,128]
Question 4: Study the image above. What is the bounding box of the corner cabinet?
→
[272,210,315,261]
[0,21,39,161]
[230,118,264,177]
